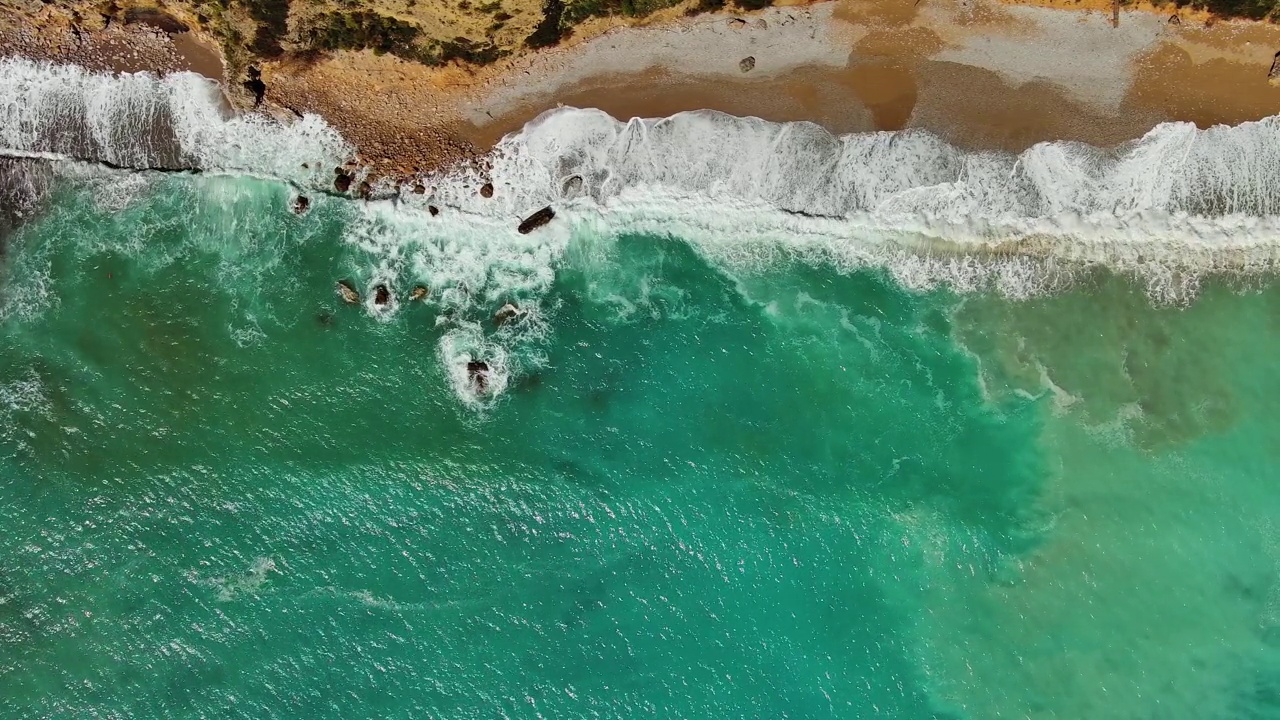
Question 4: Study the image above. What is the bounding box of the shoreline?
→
[3,0,1280,183]
[454,0,1280,155]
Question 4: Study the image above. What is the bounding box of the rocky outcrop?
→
[467,360,490,394]
[409,285,429,301]
[334,169,353,193]
[1269,51,1280,86]
[243,66,267,108]
[480,182,494,198]
[493,302,521,326]
[373,284,391,305]
[292,195,310,214]
[336,280,360,304]
[517,206,555,234]
[122,8,190,34]
[561,175,584,198]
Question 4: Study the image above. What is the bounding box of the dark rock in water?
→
[1270,51,1280,86]
[739,56,756,73]
[292,195,310,214]
[409,285,429,301]
[467,360,490,394]
[518,206,555,234]
[334,172,352,193]
[373,284,391,305]
[123,7,189,33]
[480,182,494,198]
[243,66,266,107]
[413,184,426,194]
[428,205,440,216]
[358,181,372,198]
[336,280,360,304]
[316,311,334,327]
[493,302,521,326]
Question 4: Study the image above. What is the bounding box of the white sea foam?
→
[0,57,350,184]
[384,106,1280,303]
[11,59,1280,400]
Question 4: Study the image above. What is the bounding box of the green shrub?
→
[685,0,725,14]
[306,10,424,59]
[437,36,507,63]
[1187,0,1276,18]
[562,0,680,23]
[237,0,291,57]
[525,0,565,47]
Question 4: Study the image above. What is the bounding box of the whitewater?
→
[7,56,1280,298]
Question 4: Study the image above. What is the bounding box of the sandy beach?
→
[4,0,1280,176]
[453,0,1280,153]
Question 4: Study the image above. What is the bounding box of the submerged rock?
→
[412,183,426,194]
[518,206,555,234]
[336,280,360,304]
[480,182,494,198]
[561,175,584,199]
[334,172,352,193]
[373,284,391,306]
[493,302,521,326]
[428,205,440,217]
[409,285,429,301]
[467,360,490,394]
[739,56,756,73]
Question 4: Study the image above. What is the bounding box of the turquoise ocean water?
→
[4,54,1280,720]
[3,168,1280,719]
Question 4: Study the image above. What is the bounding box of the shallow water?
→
[2,168,1279,719]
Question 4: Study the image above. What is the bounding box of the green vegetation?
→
[1187,0,1277,19]
[238,0,291,57]
[306,10,424,58]
[524,0,565,47]
[562,0,681,23]
[305,11,506,64]
[684,0,723,15]
[435,36,507,63]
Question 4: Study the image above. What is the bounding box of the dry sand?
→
[457,0,1280,154]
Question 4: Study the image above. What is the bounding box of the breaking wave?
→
[0,57,350,183]
[9,59,1280,398]
[412,107,1280,301]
